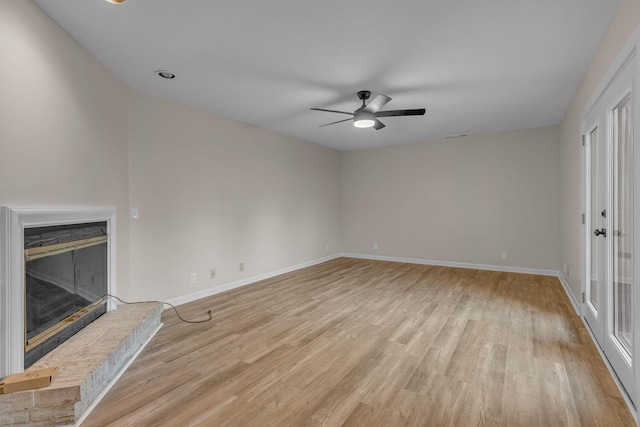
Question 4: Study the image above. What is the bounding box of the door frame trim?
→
[580,21,640,421]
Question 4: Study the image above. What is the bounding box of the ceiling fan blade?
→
[310,108,354,116]
[364,94,391,113]
[319,118,353,127]
[373,119,385,130]
[376,108,426,117]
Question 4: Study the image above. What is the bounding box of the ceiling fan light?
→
[353,110,375,128]
[105,0,126,3]
[354,119,375,128]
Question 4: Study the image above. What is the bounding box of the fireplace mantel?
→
[0,206,117,378]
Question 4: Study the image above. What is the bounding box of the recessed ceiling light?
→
[155,70,176,80]
[105,0,126,4]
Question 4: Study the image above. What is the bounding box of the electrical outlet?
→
[190,273,197,284]
[325,244,330,252]
[501,251,508,260]
[210,269,216,279]
[239,262,245,272]
[373,243,378,250]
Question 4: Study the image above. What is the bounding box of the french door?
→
[583,58,636,404]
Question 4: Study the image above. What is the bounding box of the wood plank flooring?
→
[82,258,634,426]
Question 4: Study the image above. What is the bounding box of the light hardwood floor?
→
[82,258,634,426]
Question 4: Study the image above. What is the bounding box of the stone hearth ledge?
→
[0,302,163,426]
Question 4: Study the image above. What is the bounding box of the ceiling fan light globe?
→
[354,119,375,128]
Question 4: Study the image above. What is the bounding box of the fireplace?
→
[1,207,117,378]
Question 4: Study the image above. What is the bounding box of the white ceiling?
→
[33,0,620,151]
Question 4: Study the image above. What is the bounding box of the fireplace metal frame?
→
[0,207,117,378]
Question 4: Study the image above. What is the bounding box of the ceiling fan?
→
[311,90,425,130]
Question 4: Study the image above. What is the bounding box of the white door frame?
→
[581,28,640,420]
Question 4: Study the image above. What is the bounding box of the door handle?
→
[594,228,606,237]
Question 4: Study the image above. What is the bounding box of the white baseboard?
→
[166,254,342,307]
[340,252,561,277]
[556,273,580,315]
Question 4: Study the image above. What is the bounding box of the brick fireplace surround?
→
[0,302,162,426]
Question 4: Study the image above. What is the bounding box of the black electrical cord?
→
[103,294,212,324]
[69,245,210,324]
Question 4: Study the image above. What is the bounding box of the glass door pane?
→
[589,126,601,313]
[613,95,633,357]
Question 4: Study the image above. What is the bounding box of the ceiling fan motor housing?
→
[354,109,375,127]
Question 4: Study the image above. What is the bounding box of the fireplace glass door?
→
[23,222,108,367]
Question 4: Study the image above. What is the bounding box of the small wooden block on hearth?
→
[0,366,59,394]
